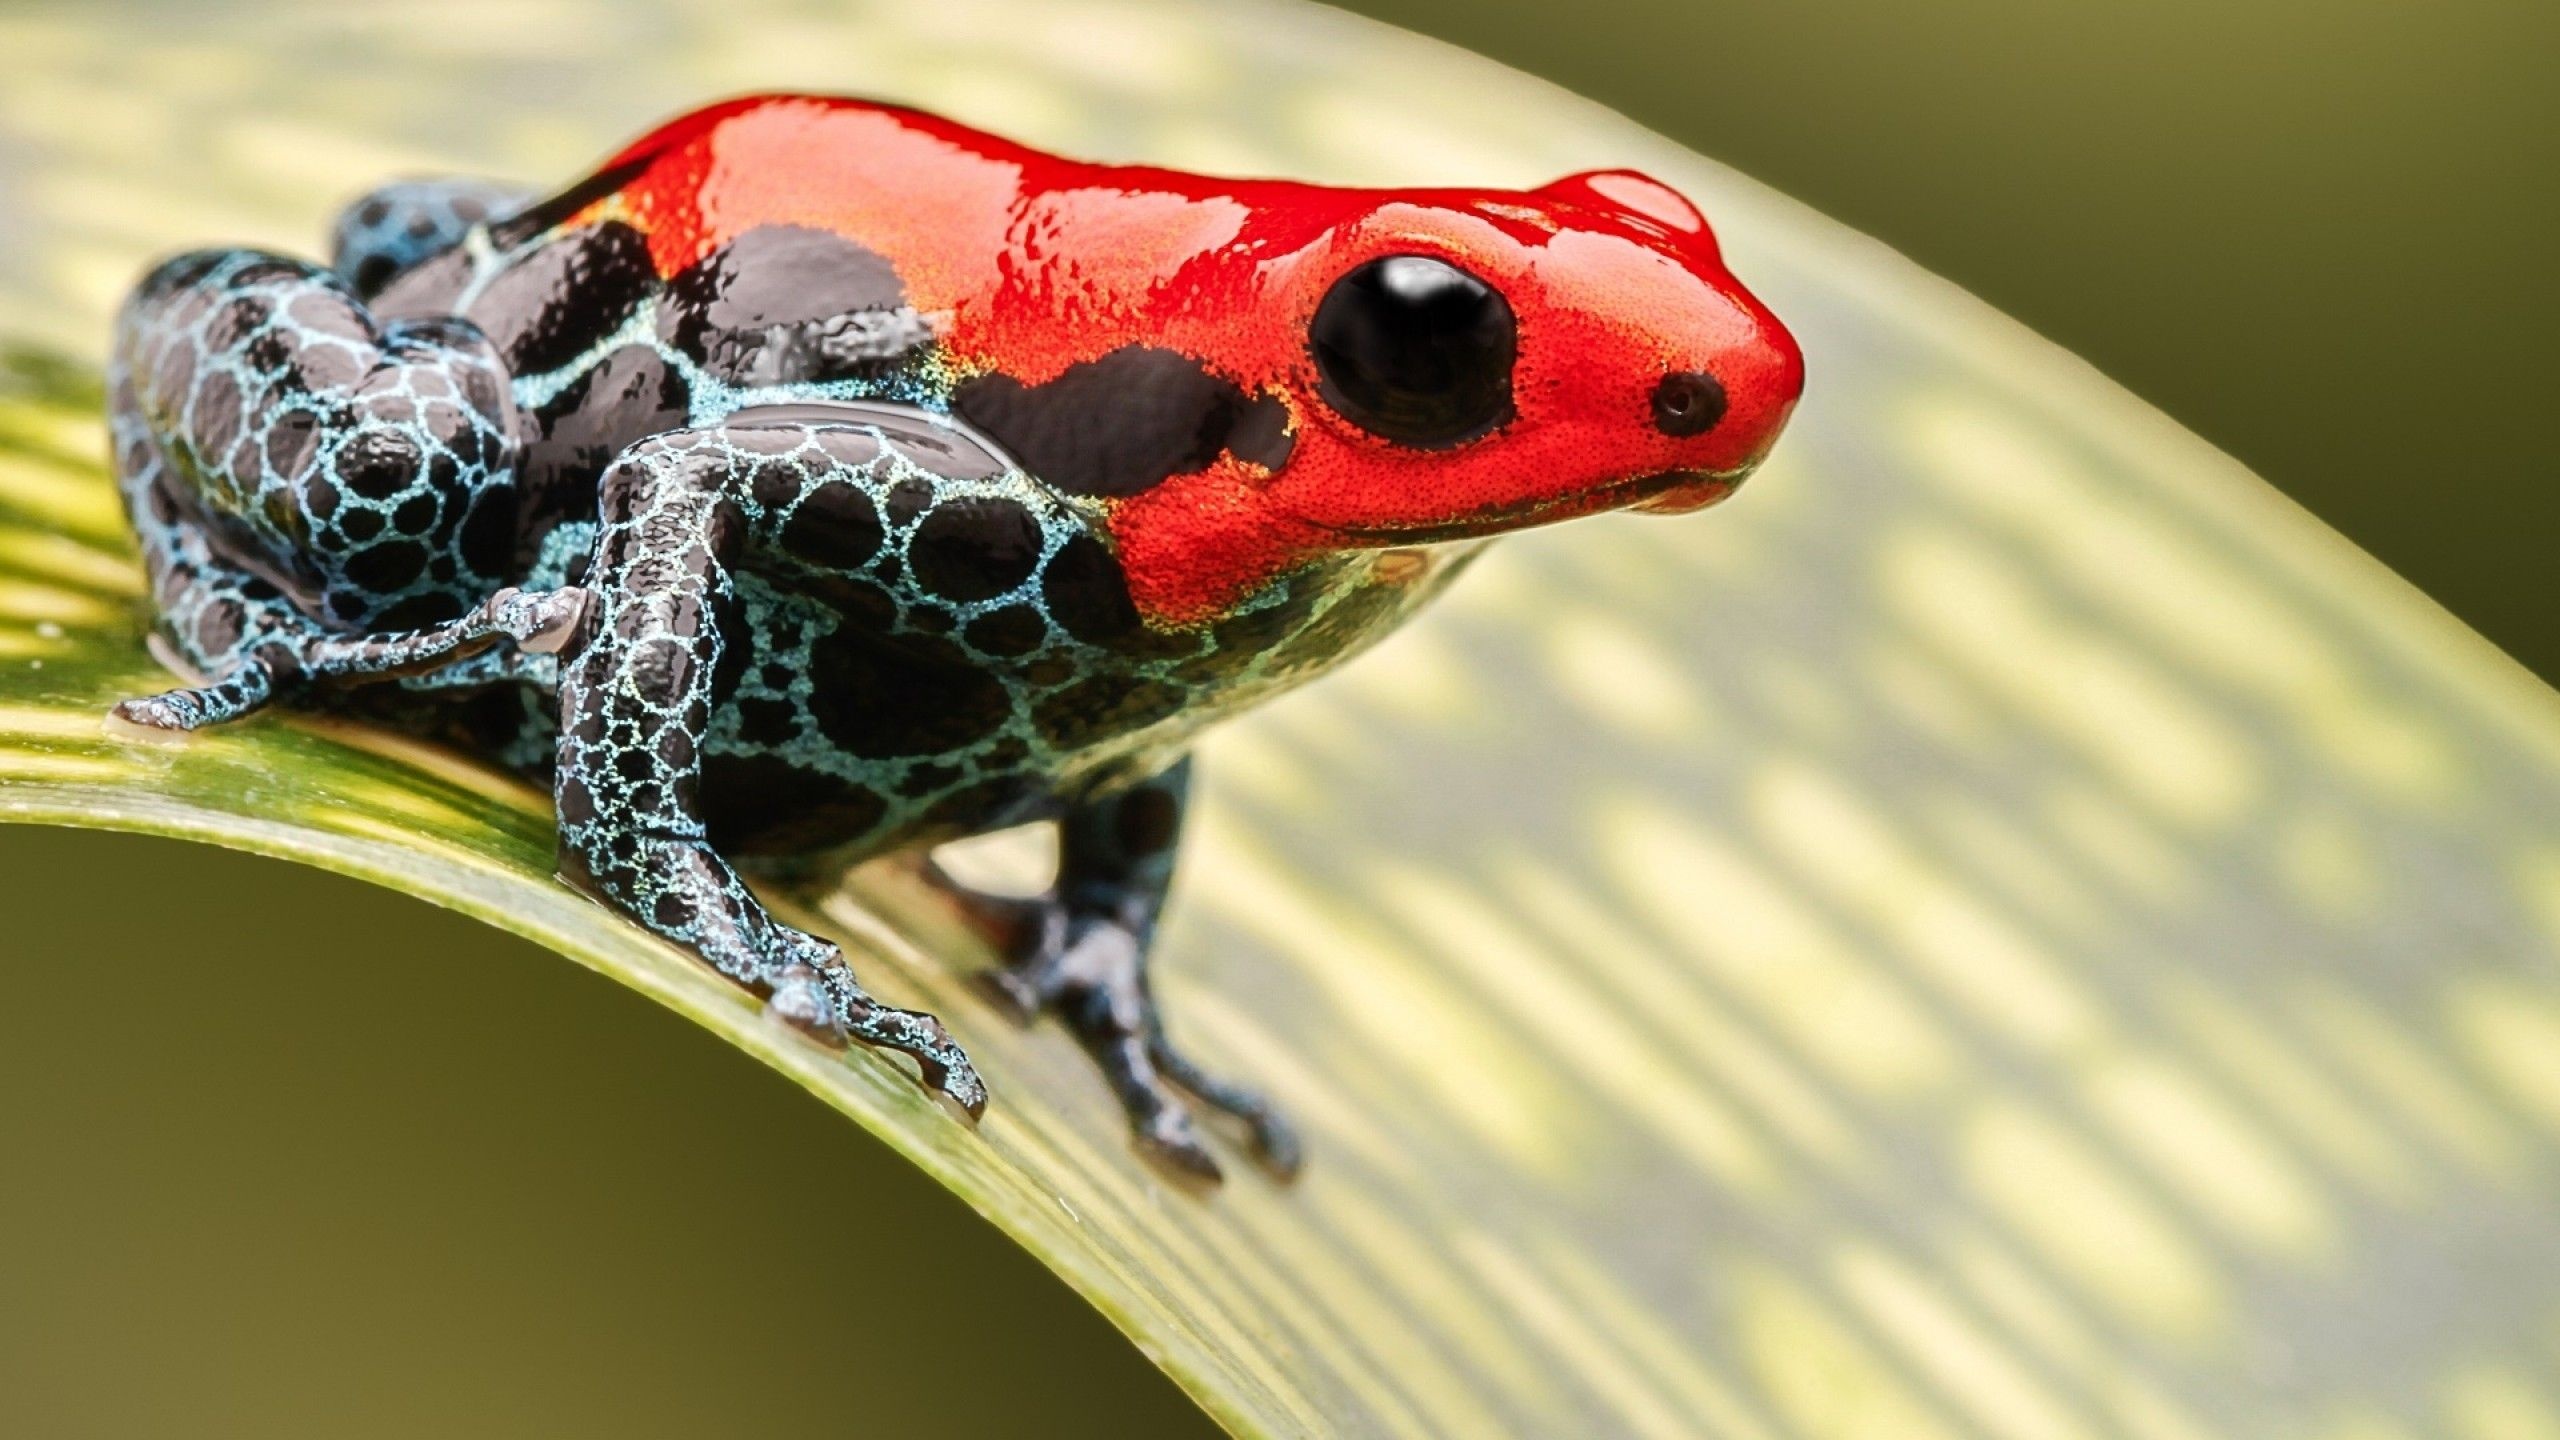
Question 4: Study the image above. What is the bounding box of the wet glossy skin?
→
[104,94,1801,1180]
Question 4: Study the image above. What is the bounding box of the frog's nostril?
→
[1651,371,1727,438]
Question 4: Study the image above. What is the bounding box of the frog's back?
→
[396,98,1393,521]
[367,100,974,558]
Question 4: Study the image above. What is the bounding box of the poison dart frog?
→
[105,95,1802,1181]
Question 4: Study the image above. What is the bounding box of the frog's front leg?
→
[958,760,1300,1183]
[558,426,984,1114]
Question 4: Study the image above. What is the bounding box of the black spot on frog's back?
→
[467,220,658,376]
[370,246,474,322]
[486,159,649,251]
[657,224,935,386]
[952,345,1293,497]
[962,604,1048,658]
[778,477,886,571]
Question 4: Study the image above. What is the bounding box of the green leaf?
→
[9,2,2560,1436]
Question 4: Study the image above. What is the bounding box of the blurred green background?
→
[3,0,2551,1436]
[0,827,1219,1439]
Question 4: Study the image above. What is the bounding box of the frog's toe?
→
[845,999,987,1119]
[490,584,594,656]
[988,914,1299,1184]
[757,937,986,1117]
[108,691,206,732]
[1134,1104,1225,1187]
[1152,1041,1304,1182]
[108,663,277,734]
[761,963,848,1046]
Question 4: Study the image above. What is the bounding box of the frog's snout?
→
[1640,294,1803,511]
[1641,352,1800,515]
[1632,372,1747,512]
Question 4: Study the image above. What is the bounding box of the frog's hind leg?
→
[109,459,581,736]
[329,177,533,299]
[109,247,552,730]
[110,558,586,734]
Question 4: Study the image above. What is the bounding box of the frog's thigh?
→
[330,177,533,299]
[110,394,579,733]
[107,248,541,730]
[113,249,522,637]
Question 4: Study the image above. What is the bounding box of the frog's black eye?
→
[1310,255,1516,448]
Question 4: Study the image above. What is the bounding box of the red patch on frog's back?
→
[578,95,1348,393]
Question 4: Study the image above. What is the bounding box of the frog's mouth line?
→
[1313,469,1738,546]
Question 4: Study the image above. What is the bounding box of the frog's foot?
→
[978,907,1301,1184]
[755,934,987,1118]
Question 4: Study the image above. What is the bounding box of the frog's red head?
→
[1104,166,1802,623]
[1272,170,1800,532]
